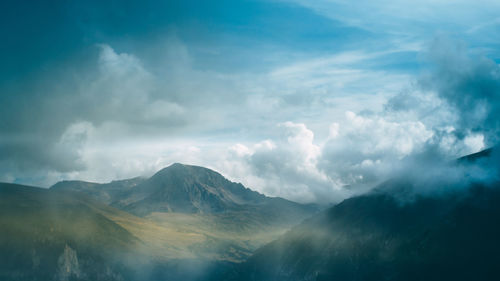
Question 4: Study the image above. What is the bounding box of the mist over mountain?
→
[2,1,500,281]
[0,183,144,280]
[51,177,146,205]
[5,149,500,281]
[226,148,500,281]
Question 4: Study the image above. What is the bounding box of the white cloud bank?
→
[2,38,495,205]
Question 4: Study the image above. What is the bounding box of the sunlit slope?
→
[0,182,243,281]
[0,182,144,280]
[0,165,321,280]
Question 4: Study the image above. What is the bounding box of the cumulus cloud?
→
[0,42,189,183]
[326,37,500,201]
[2,29,499,206]
[215,38,499,203]
[320,111,434,189]
[216,122,343,203]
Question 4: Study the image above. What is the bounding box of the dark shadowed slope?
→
[458,147,494,162]
[229,184,500,281]
[228,150,500,281]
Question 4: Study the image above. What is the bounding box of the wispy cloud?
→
[1,0,500,203]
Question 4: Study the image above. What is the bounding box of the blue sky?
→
[1,0,500,203]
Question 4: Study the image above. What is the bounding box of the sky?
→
[1,0,500,203]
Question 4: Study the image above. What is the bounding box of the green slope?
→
[0,182,242,280]
[1,164,321,280]
[0,182,143,280]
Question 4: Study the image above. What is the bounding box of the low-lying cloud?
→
[218,37,500,203]
[2,35,499,204]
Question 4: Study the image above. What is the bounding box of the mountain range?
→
[2,149,500,281]
[0,163,318,280]
[52,163,316,221]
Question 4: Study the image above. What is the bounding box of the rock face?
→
[57,245,80,281]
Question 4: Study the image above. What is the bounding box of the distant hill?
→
[51,176,146,205]
[52,163,318,227]
[50,164,319,264]
[227,149,500,281]
[110,163,269,215]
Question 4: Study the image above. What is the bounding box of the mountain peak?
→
[155,163,222,177]
[150,163,229,187]
[118,163,267,215]
[167,162,186,168]
[50,164,314,218]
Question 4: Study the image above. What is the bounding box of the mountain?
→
[51,176,146,205]
[110,163,269,215]
[1,164,321,280]
[52,163,316,219]
[6,153,500,280]
[229,184,500,281]
[50,164,319,263]
[52,164,318,244]
[227,151,500,281]
[0,182,146,280]
[0,182,253,281]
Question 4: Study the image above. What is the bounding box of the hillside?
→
[52,163,316,220]
[0,182,251,280]
[0,182,143,280]
[51,177,146,205]
[0,163,320,281]
[51,164,319,261]
[227,151,500,281]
